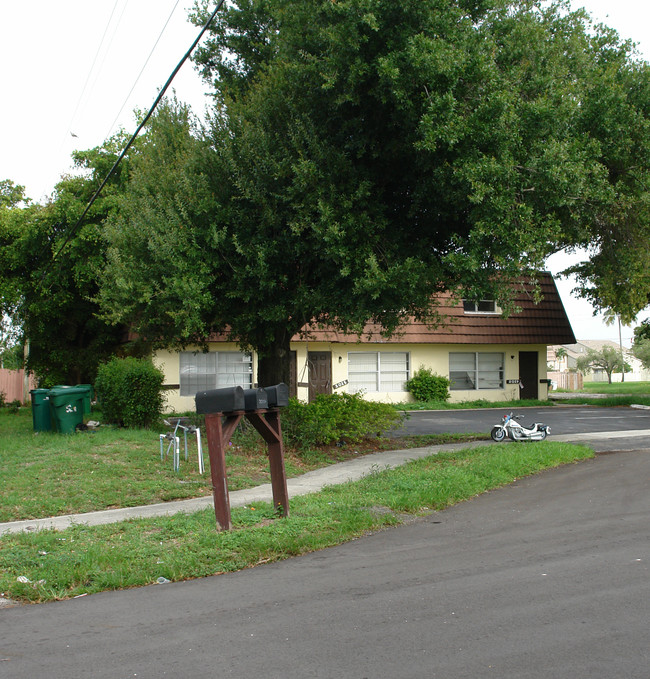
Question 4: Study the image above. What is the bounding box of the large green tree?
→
[0,179,28,208]
[0,137,132,385]
[576,346,629,384]
[632,340,650,371]
[100,0,650,386]
[560,21,650,323]
[631,319,650,369]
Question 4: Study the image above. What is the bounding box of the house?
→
[549,340,650,383]
[155,272,575,412]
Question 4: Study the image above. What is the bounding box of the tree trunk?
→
[256,330,292,388]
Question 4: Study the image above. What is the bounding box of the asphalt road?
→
[396,404,650,437]
[1,446,649,677]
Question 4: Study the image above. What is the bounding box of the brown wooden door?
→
[519,351,539,400]
[308,351,332,402]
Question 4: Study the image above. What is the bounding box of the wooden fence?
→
[547,371,583,392]
[0,368,36,403]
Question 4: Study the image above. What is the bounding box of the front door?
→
[308,351,332,402]
[519,351,539,400]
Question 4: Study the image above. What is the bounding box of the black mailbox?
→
[243,388,269,411]
[264,383,289,408]
[195,386,245,414]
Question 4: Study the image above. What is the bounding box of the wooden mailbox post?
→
[197,384,289,531]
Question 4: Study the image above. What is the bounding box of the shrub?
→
[282,392,405,449]
[405,367,450,402]
[95,357,165,428]
[7,399,21,414]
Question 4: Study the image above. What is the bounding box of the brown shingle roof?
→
[295,272,575,346]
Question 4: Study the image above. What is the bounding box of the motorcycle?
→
[490,412,550,442]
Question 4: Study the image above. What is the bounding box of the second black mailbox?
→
[243,388,269,411]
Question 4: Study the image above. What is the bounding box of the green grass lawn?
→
[0,407,487,522]
[0,439,594,604]
[549,382,650,406]
[552,395,650,407]
[579,381,650,394]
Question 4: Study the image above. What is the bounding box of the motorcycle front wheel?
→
[491,426,506,442]
[538,429,547,440]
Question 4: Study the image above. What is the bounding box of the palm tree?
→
[554,347,568,371]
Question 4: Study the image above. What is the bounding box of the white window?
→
[180,351,252,396]
[463,300,501,314]
[348,352,409,392]
[449,352,504,390]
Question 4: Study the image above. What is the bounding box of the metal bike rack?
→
[161,417,204,474]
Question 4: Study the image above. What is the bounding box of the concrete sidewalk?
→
[0,440,495,536]
[6,427,642,537]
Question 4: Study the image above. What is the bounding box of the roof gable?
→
[296,273,576,346]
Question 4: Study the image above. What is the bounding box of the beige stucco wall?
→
[326,342,548,404]
[155,342,255,414]
[156,342,549,413]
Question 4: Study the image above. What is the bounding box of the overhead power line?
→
[47,0,226,272]
[104,0,182,141]
[62,0,122,144]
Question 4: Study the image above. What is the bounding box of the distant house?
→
[155,272,575,411]
[549,339,650,383]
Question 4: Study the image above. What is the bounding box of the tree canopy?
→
[0,179,28,208]
[576,345,629,384]
[560,21,650,323]
[96,0,650,386]
[632,318,650,344]
[632,340,650,371]
[0,137,132,385]
[631,318,650,370]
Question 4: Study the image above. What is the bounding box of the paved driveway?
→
[2,448,648,678]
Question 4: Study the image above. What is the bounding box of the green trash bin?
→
[48,386,72,431]
[30,389,52,432]
[49,385,93,413]
[48,387,86,434]
[75,384,94,415]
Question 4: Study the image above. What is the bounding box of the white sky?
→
[0,0,648,344]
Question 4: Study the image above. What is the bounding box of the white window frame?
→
[449,352,504,391]
[462,299,501,314]
[348,351,410,392]
[179,351,253,397]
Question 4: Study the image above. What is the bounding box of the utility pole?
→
[618,316,625,383]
